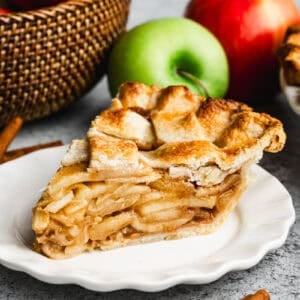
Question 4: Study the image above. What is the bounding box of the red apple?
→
[0,8,10,13]
[185,0,300,102]
[7,0,63,10]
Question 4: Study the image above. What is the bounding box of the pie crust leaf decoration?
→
[32,82,286,259]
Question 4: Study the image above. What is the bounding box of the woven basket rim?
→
[0,0,130,127]
[0,0,99,22]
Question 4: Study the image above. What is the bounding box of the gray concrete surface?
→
[0,0,299,299]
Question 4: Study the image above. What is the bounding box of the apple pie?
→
[32,82,286,259]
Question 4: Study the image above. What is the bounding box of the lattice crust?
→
[32,82,286,259]
[63,82,285,186]
[91,83,284,166]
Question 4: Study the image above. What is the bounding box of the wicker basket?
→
[0,0,130,127]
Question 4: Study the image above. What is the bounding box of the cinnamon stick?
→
[2,140,63,163]
[0,116,24,162]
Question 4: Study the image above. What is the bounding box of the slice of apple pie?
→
[32,82,286,259]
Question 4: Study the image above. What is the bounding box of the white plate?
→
[0,146,295,292]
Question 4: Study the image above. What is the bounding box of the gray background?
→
[1,0,300,299]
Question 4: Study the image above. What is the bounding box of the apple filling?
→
[33,163,247,259]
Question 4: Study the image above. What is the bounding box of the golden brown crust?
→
[90,108,155,150]
[154,85,204,113]
[88,83,285,173]
[117,82,161,110]
[197,98,251,142]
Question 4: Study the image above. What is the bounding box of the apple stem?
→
[177,69,210,98]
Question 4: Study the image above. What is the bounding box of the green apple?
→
[108,18,229,98]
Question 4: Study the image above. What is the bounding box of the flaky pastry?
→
[32,82,286,259]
